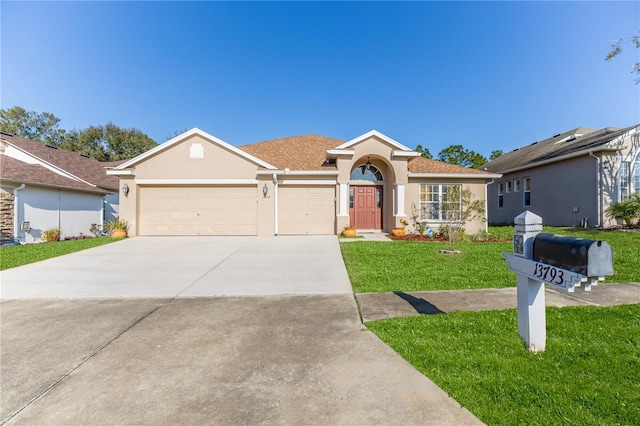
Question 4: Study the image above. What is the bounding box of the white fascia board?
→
[135,179,258,185]
[106,169,136,176]
[279,180,337,185]
[256,170,339,176]
[408,172,503,179]
[334,130,413,151]
[114,128,277,170]
[392,150,420,158]
[326,149,355,156]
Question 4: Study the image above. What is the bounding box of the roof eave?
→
[408,172,502,179]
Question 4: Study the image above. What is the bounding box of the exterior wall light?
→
[122,183,129,196]
[262,183,268,198]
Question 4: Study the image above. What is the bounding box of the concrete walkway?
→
[356,283,640,322]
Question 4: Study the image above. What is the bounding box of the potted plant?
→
[105,218,129,238]
[392,219,408,237]
[342,224,357,238]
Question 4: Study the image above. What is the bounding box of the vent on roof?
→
[530,141,538,145]
[45,144,58,149]
[80,154,90,158]
[553,133,561,138]
[0,131,14,137]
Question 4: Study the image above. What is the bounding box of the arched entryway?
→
[349,161,384,230]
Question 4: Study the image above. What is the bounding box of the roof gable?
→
[114,128,276,171]
[334,130,414,151]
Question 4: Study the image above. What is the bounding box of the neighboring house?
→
[0,132,121,244]
[481,124,640,228]
[108,128,500,236]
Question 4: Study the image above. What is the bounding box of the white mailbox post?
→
[503,211,613,352]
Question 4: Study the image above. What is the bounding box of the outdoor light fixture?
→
[365,157,372,171]
[122,183,129,196]
[262,183,268,198]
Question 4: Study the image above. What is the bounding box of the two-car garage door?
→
[138,186,257,236]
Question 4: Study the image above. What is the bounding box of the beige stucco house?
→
[482,124,640,228]
[108,129,500,236]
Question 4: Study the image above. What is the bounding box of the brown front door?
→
[350,186,383,229]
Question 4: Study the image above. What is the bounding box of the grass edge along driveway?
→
[0,237,119,271]
[368,304,640,425]
[340,227,640,293]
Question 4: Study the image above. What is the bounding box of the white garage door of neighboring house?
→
[138,186,257,236]
[278,185,335,235]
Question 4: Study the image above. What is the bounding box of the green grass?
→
[367,304,640,425]
[341,226,640,292]
[0,237,120,270]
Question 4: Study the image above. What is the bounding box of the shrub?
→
[606,193,640,227]
[105,218,129,234]
[42,228,61,242]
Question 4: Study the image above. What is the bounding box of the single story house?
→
[481,124,640,228]
[108,128,500,236]
[0,132,121,243]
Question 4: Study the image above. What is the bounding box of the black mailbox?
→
[532,233,613,277]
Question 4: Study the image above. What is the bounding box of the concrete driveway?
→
[1,236,481,425]
[0,236,352,298]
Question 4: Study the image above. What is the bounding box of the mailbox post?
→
[503,211,613,352]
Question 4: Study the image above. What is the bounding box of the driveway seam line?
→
[446,290,482,311]
[1,300,171,425]
[174,237,256,298]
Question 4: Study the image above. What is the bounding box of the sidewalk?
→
[356,283,640,322]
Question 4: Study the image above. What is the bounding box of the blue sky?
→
[2,1,639,158]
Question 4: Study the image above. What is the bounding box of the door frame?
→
[349,185,383,230]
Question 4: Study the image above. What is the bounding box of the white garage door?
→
[278,185,335,235]
[138,186,257,236]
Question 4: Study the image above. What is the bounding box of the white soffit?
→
[114,128,277,170]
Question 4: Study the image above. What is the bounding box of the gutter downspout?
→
[273,174,279,235]
[485,179,495,232]
[101,195,109,231]
[588,151,602,228]
[13,184,25,242]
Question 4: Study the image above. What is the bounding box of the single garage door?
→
[138,186,257,235]
[278,185,335,235]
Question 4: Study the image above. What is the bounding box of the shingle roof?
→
[238,134,343,171]
[0,133,119,190]
[0,155,109,194]
[407,156,495,175]
[481,125,638,173]
[239,133,492,175]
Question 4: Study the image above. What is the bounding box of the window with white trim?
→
[620,161,630,200]
[514,179,521,192]
[420,184,462,221]
[523,177,531,207]
[506,180,512,193]
[633,153,640,193]
[350,165,383,181]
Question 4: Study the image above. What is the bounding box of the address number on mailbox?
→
[532,263,564,286]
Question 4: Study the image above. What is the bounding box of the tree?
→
[166,128,189,141]
[415,144,433,159]
[437,145,487,168]
[606,31,640,84]
[490,150,504,161]
[0,106,67,146]
[60,123,157,162]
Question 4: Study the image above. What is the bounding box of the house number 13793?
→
[533,263,565,285]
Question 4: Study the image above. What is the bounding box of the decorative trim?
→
[106,169,136,176]
[278,180,337,185]
[392,150,420,158]
[408,172,502,179]
[326,149,355,156]
[257,170,339,176]
[135,179,258,185]
[334,130,413,151]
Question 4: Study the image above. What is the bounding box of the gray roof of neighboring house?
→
[0,132,119,191]
[481,125,639,173]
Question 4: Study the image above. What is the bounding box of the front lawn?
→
[341,227,640,292]
[0,237,120,270]
[368,304,640,425]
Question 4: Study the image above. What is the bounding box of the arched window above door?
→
[350,164,383,181]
